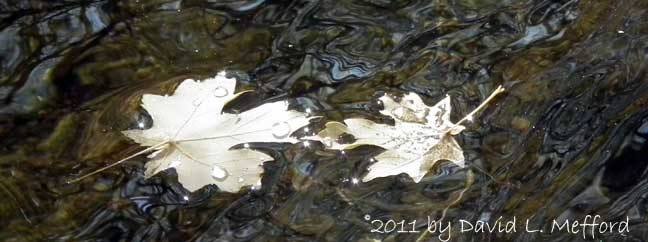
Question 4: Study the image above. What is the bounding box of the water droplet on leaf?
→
[211,166,228,180]
[271,121,291,139]
[212,86,228,97]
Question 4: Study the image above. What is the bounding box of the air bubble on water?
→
[465,114,474,122]
[303,141,310,147]
[251,180,262,190]
[271,121,291,139]
[212,86,228,97]
[211,166,228,180]
[243,143,250,148]
[351,178,359,184]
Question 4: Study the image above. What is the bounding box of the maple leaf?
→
[77,72,313,192]
[310,87,504,182]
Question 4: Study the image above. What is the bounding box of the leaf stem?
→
[415,170,475,242]
[67,141,169,184]
[454,85,506,126]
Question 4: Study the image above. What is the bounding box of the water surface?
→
[1,0,648,241]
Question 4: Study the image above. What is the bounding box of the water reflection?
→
[1,0,647,241]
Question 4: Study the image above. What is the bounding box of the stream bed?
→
[1,0,648,241]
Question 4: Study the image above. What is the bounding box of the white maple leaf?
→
[115,72,313,192]
[311,87,504,182]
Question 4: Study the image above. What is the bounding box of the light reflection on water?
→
[1,0,648,241]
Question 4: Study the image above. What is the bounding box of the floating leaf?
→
[109,72,314,192]
[309,87,504,182]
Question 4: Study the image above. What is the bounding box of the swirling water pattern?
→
[0,0,647,241]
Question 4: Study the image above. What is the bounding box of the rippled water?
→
[1,0,648,241]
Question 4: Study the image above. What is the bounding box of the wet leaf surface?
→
[1,0,648,241]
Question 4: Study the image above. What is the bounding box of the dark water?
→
[1,0,648,241]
